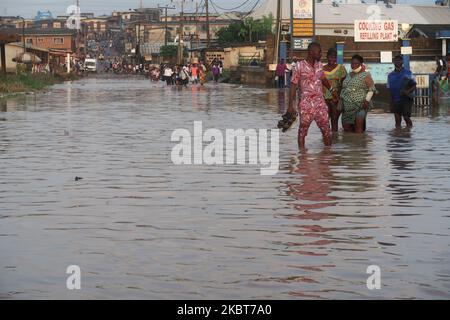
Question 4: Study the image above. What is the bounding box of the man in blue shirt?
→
[387,55,417,128]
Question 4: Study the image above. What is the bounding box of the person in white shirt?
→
[181,65,190,86]
[164,66,174,85]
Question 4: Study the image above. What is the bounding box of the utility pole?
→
[273,0,282,65]
[195,1,198,51]
[76,0,80,57]
[137,17,141,63]
[18,17,25,54]
[177,0,185,65]
[158,4,175,47]
[205,0,210,48]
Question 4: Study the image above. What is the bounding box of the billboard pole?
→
[313,0,316,42]
[290,0,293,58]
[274,0,282,65]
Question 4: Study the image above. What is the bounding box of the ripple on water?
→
[0,77,450,299]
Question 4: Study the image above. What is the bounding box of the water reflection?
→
[0,77,449,299]
[333,134,378,194]
[0,95,28,112]
[387,128,415,172]
[284,151,338,222]
[386,128,420,205]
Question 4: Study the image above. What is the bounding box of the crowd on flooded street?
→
[93,58,224,86]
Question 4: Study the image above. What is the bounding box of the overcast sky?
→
[0,0,439,19]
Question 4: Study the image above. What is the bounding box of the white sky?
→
[0,0,439,19]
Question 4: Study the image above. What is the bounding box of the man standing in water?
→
[387,55,416,128]
[286,42,336,149]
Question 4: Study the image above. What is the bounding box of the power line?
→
[208,0,253,11]
[210,0,262,19]
[241,0,262,18]
[208,0,220,15]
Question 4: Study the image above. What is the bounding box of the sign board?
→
[293,38,313,50]
[292,19,314,37]
[380,51,392,63]
[354,20,398,42]
[292,0,313,19]
[415,75,429,89]
[291,0,315,50]
[281,24,290,32]
[401,46,413,55]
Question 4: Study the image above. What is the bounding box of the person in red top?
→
[286,42,337,149]
[190,64,199,84]
[276,59,288,88]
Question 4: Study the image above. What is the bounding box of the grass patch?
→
[0,73,80,94]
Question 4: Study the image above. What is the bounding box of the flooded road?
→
[1,76,450,299]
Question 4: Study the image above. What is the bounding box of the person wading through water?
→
[387,54,416,128]
[284,42,336,149]
[323,48,347,132]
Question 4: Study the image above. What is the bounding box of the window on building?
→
[41,23,48,28]
[54,37,64,44]
[53,22,61,28]
[37,38,44,43]
[26,38,33,44]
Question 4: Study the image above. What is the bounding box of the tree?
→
[160,45,178,58]
[216,22,245,45]
[216,14,274,46]
[160,45,188,59]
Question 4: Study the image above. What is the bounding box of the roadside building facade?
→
[20,29,77,52]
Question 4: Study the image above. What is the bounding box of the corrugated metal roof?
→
[251,1,450,25]
[316,4,429,25]
[8,41,50,52]
[140,42,164,55]
[21,28,77,36]
[413,6,450,24]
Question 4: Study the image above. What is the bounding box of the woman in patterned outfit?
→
[340,55,376,134]
[323,48,347,132]
[287,42,337,148]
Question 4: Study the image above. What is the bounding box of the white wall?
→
[0,45,23,73]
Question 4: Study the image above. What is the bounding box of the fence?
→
[413,74,433,108]
[238,52,263,66]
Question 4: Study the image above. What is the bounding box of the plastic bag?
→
[439,79,449,93]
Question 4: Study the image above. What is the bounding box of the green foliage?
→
[16,64,27,75]
[160,45,188,58]
[0,73,80,94]
[216,14,274,46]
[160,45,178,58]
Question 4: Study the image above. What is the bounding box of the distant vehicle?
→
[84,58,97,72]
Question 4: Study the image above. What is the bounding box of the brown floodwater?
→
[1,77,450,299]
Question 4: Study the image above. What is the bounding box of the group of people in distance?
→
[161,59,223,87]
[282,42,416,149]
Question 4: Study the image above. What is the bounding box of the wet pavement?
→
[1,76,450,299]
